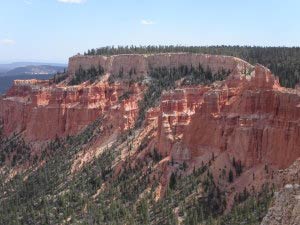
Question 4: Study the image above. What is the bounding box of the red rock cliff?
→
[0,79,142,141]
[0,53,251,142]
[1,54,299,172]
[152,64,299,170]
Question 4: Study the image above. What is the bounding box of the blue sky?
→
[0,0,299,63]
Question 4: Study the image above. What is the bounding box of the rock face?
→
[0,53,251,142]
[261,184,300,225]
[0,53,299,173]
[153,64,300,170]
[261,159,300,225]
[1,53,300,221]
[0,79,141,141]
[68,53,252,77]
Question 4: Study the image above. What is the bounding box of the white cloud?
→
[57,0,86,3]
[141,20,156,25]
[0,39,16,45]
[24,0,32,5]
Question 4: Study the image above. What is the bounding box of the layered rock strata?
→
[0,80,141,141]
[153,64,299,170]
[1,54,299,172]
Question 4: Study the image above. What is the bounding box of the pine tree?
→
[169,172,177,189]
[228,169,234,183]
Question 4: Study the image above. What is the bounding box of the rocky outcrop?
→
[1,53,299,172]
[68,53,253,77]
[2,53,300,225]
[261,184,300,225]
[0,53,252,142]
[261,159,300,225]
[0,80,142,141]
[1,53,300,222]
[153,64,300,170]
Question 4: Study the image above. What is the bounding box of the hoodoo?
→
[0,53,252,141]
[1,53,300,172]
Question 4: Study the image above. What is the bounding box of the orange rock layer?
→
[152,64,300,170]
[1,53,300,172]
[0,80,142,141]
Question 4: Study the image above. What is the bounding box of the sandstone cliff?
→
[0,79,141,141]
[1,53,300,224]
[68,53,252,77]
[1,53,299,172]
[151,63,298,171]
[0,53,252,142]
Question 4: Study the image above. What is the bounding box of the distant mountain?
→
[0,62,67,75]
[3,65,66,76]
[0,64,66,93]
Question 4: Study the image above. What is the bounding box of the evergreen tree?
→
[169,172,177,190]
[228,169,234,183]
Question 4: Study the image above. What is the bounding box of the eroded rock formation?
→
[1,53,300,223]
[1,53,299,176]
[0,79,141,141]
[0,53,252,142]
[68,53,251,78]
[152,64,300,170]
